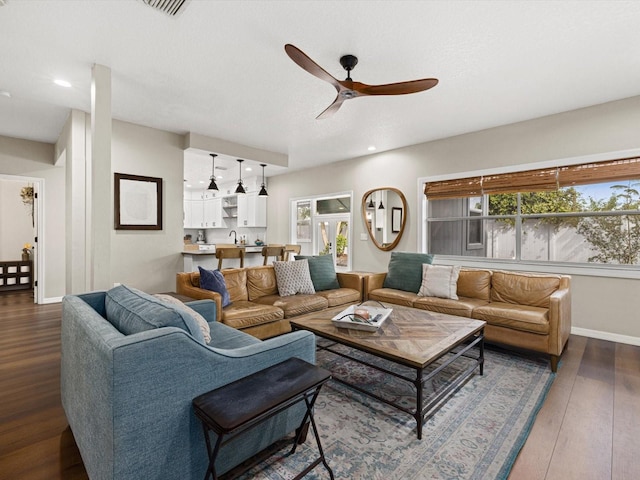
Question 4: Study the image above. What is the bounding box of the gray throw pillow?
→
[383,251,435,293]
[273,259,316,296]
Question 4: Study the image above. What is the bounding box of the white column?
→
[90,64,112,290]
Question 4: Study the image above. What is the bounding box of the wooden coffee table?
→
[290,304,485,439]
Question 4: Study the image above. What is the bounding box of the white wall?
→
[0,135,64,300]
[110,120,184,293]
[268,95,640,342]
[55,114,185,294]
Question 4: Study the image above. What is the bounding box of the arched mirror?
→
[361,187,408,251]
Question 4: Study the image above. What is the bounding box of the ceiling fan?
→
[284,43,438,119]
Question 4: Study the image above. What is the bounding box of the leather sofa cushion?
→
[221,300,284,330]
[254,294,328,318]
[221,268,249,302]
[315,287,361,307]
[246,265,279,300]
[368,288,419,307]
[413,296,489,318]
[457,269,492,300]
[472,302,549,334]
[490,271,560,308]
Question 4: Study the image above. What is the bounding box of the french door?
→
[315,215,350,272]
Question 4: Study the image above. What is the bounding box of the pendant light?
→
[378,199,385,209]
[207,153,219,191]
[258,164,268,196]
[234,159,246,194]
[367,196,375,209]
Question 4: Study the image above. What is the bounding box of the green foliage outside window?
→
[486,183,640,264]
[576,183,640,264]
[488,188,582,228]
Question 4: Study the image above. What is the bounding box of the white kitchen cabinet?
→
[188,199,204,228]
[237,192,266,227]
[204,197,226,228]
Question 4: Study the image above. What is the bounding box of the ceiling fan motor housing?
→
[340,54,358,79]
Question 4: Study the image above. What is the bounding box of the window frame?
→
[418,148,640,280]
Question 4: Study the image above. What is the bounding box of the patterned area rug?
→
[234,344,555,480]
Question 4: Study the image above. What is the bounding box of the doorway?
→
[0,175,41,303]
[290,192,352,272]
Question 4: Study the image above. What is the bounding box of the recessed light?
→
[245,167,252,172]
[368,146,376,152]
[54,79,72,88]
[186,184,192,188]
[0,90,10,98]
[198,180,205,184]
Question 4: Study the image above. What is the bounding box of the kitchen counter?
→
[182,244,266,270]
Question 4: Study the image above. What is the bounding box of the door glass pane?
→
[335,220,348,268]
[317,221,330,256]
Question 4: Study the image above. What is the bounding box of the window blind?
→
[558,157,640,187]
[424,157,640,199]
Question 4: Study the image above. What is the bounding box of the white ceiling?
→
[2,0,640,185]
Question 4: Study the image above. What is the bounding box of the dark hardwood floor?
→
[1,290,638,479]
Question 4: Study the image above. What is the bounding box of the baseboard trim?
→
[41,296,63,304]
[571,327,640,347]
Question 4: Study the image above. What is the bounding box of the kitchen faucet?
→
[229,230,237,244]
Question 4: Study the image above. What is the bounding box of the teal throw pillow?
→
[383,251,435,293]
[198,267,232,307]
[296,255,340,291]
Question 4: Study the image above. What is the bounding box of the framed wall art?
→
[392,207,403,233]
[114,173,163,230]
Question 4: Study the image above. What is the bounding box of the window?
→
[424,156,640,269]
[295,200,311,241]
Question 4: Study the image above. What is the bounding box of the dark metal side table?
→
[192,358,334,480]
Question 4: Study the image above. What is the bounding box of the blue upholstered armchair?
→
[61,290,316,480]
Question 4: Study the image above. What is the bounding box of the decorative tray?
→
[331,305,393,332]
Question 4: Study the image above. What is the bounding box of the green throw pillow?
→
[296,255,340,291]
[383,252,434,293]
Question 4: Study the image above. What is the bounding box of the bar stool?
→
[215,245,245,269]
[284,244,302,261]
[261,245,285,265]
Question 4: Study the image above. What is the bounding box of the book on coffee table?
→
[331,304,393,332]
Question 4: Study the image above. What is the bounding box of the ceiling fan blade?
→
[285,44,341,91]
[355,78,439,96]
[316,95,346,119]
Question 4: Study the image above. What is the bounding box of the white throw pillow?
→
[273,259,316,296]
[153,294,211,344]
[417,264,461,300]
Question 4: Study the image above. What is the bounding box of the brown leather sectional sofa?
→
[366,268,571,371]
[177,265,363,339]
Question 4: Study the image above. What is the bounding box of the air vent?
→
[140,0,188,16]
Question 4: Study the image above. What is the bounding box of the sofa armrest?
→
[176,273,223,320]
[364,272,387,296]
[337,272,364,294]
[548,277,571,356]
[185,299,217,323]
